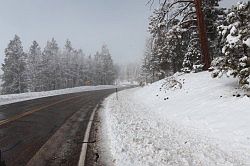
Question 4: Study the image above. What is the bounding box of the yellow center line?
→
[0,94,85,126]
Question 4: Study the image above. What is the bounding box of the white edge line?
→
[78,104,99,166]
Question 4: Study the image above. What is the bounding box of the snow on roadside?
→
[100,71,250,166]
[0,85,117,106]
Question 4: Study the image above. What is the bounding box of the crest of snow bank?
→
[134,71,250,148]
[138,71,243,96]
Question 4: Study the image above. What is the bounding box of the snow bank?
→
[101,71,250,165]
[0,85,117,106]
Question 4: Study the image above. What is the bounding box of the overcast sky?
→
[0,0,241,73]
[0,0,152,67]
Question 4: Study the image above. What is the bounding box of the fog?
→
[0,0,153,67]
[0,0,242,71]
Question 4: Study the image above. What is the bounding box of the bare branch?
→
[181,11,196,22]
[168,0,194,9]
[158,0,169,23]
[181,19,197,24]
[167,2,192,28]
[146,0,155,9]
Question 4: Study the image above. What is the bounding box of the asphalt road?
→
[0,88,123,166]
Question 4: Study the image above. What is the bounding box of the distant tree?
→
[71,49,82,87]
[100,45,115,84]
[40,38,60,91]
[1,35,27,94]
[79,54,93,86]
[93,51,102,85]
[140,38,154,83]
[26,40,42,92]
[1,36,118,94]
[62,39,74,88]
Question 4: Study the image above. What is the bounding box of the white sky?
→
[0,0,242,74]
[0,0,152,67]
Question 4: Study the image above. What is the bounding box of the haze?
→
[0,0,241,74]
[0,0,153,68]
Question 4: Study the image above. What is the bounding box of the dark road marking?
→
[2,140,22,153]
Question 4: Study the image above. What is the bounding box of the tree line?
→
[140,0,250,89]
[1,35,116,94]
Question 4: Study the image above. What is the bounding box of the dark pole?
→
[194,0,210,70]
[116,88,118,100]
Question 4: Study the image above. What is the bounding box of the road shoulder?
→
[85,103,114,166]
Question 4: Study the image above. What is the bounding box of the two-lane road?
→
[0,88,121,166]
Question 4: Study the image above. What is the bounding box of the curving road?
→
[0,88,124,166]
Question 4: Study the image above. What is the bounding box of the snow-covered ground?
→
[99,71,250,166]
[0,85,118,106]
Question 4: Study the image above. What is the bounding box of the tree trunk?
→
[194,0,211,70]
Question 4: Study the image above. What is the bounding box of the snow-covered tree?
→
[100,45,115,85]
[148,3,172,80]
[146,0,225,75]
[1,35,27,94]
[1,36,118,93]
[79,54,93,86]
[71,49,82,87]
[165,20,186,73]
[212,2,250,89]
[40,38,61,91]
[182,31,203,72]
[61,39,74,88]
[140,38,154,83]
[180,3,203,72]
[92,45,116,85]
[26,40,42,92]
[203,0,225,59]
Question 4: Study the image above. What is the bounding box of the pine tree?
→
[41,38,60,91]
[146,0,226,75]
[62,39,74,88]
[203,0,225,59]
[26,40,42,92]
[166,20,186,73]
[212,2,250,89]
[71,49,81,87]
[93,51,102,85]
[1,36,118,93]
[100,45,115,85]
[140,38,154,83]
[148,4,170,80]
[79,54,93,86]
[1,35,27,94]
[181,3,203,72]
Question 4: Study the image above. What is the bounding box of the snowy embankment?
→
[100,71,250,166]
[0,85,118,106]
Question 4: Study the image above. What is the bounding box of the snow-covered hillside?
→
[99,71,250,165]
